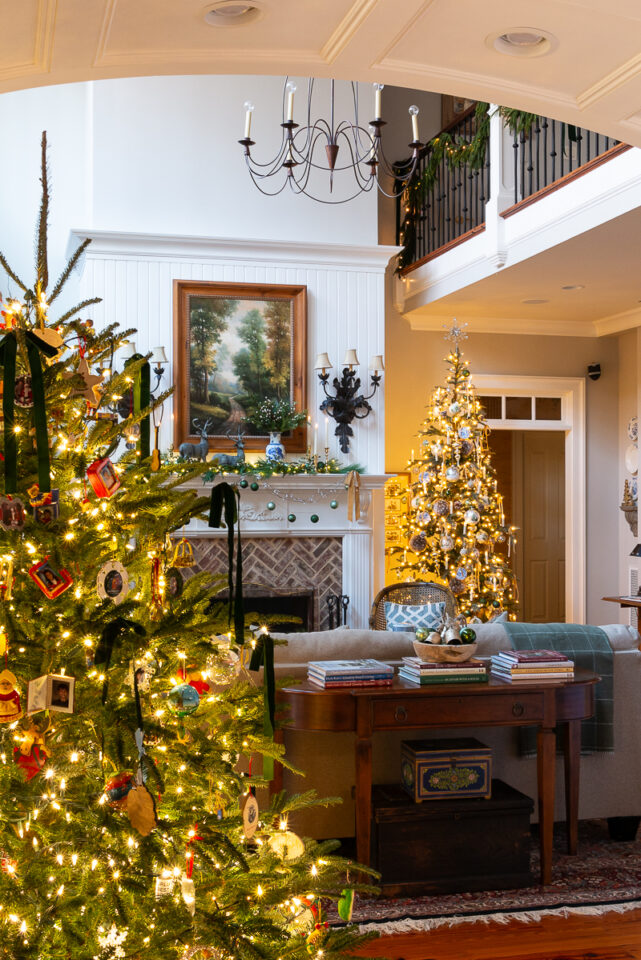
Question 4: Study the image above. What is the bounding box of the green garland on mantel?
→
[202,456,365,482]
[396,103,537,272]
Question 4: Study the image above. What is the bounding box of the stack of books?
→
[490,649,575,682]
[307,658,394,689]
[398,657,488,685]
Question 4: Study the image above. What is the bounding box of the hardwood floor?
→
[352,908,641,960]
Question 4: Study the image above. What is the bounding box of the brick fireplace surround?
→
[180,475,388,629]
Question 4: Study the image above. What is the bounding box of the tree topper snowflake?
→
[443,320,468,346]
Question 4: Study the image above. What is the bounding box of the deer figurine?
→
[210,428,246,470]
[179,418,213,461]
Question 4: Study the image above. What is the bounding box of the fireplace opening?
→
[212,582,316,633]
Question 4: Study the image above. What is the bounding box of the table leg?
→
[537,725,556,885]
[563,719,581,854]
[355,735,372,866]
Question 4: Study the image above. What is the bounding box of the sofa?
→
[271,621,641,840]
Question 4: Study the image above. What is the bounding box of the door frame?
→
[473,374,586,623]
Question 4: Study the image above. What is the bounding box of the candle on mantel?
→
[324,414,329,450]
[306,414,312,452]
[314,422,319,456]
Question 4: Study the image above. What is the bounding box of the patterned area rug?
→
[339,821,641,934]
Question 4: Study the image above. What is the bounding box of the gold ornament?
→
[62,356,103,407]
[172,538,196,568]
[127,784,157,836]
[268,830,305,860]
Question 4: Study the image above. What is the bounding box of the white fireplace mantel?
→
[180,474,390,628]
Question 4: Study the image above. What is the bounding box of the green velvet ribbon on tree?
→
[0,328,58,494]
[208,482,244,644]
[249,631,275,781]
[127,355,151,461]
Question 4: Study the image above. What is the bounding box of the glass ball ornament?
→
[440,534,454,551]
[417,511,431,524]
[409,532,428,554]
[239,478,249,488]
[495,532,506,543]
[330,500,338,509]
[250,481,259,491]
[476,529,489,543]
[458,426,471,439]
[267,501,276,511]
[433,499,449,517]
[465,508,480,524]
[455,566,468,580]
[460,626,477,643]
[310,514,319,523]
[460,440,474,457]
[445,465,460,481]
[287,513,296,523]
[168,682,200,718]
[493,599,502,609]
[432,442,443,457]
[469,547,480,560]
[449,401,461,415]
[449,579,465,596]
[415,626,429,642]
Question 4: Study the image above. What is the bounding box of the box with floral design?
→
[401,737,492,801]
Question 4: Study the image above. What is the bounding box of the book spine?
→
[308,671,393,682]
[399,671,488,684]
[310,679,394,688]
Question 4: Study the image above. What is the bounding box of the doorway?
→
[488,430,566,622]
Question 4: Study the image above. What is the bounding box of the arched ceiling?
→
[4,0,641,146]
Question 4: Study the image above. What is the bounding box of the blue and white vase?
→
[265,432,285,461]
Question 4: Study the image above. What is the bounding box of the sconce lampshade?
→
[120,342,136,359]
[314,352,333,370]
[369,354,385,372]
[150,346,168,364]
[343,349,359,367]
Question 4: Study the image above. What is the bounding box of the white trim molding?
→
[473,374,586,624]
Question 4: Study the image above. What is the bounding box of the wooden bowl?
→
[412,640,478,663]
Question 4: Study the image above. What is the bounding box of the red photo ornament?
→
[87,457,121,498]
[28,558,73,599]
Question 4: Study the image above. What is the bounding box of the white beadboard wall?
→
[72,231,399,474]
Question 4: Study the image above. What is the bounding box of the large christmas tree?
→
[0,135,374,960]
[391,325,518,621]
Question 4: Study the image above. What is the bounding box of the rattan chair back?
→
[369,581,457,630]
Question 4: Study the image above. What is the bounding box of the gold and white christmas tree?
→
[391,324,518,621]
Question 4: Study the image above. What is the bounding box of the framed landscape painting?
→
[173,280,307,453]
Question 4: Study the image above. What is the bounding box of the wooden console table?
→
[276,672,597,885]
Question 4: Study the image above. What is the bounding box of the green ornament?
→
[267,501,276,511]
[330,500,338,509]
[287,513,296,523]
[492,599,501,608]
[250,481,259,491]
[310,514,319,523]
[239,479,249,488]
[460,627,477,644]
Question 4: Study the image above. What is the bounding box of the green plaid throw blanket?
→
[502,622,614,754]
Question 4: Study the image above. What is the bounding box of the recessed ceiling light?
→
[561,284,585,291]
[204,1,264,27]
[487,27,558,58]
[522,298,549,304]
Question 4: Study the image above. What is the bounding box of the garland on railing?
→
[396,104,537,272]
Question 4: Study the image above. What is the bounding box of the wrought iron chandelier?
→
[238,78,424,204]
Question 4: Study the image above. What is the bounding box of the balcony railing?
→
[397,106,490,268]
[397,106,624,272]
[510,116,620,206]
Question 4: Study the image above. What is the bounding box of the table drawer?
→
[373,692,545,729]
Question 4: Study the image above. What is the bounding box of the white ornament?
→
[181,873,196,916]
[428,630,442,644]
[96,561,132,605]
[155,875,175,898]
[445,466,460,481]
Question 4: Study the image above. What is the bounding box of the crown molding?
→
[593,305,641,337]
[0,0,57,81]
[321,0,379,64]
[67,229,400,272]
[577,51,641,111]
[403,313,599,338]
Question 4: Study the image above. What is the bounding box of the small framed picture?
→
[0,497,25,532]
[87,457,121,498]
[385,528,404,547]
[96,561,131,605]
[28,558,73,599]
[14,375,34,408]
[27,674,75,715]
[165,566,183,599]
[33,489,60,526]
[386,496,403,513]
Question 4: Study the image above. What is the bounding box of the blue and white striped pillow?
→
[384,601,446,632]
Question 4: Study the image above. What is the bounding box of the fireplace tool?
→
[327,594,350,629]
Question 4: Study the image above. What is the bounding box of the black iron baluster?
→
[513,131,519,203]
[534,117,541,192]
[542,117,548,191]
[551,120,556,184]
[527,126,534,197]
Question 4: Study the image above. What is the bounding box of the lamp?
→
[239,78,424,204]
[316,349,383,453]
[96,341,169,421]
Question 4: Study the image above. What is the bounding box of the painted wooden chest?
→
[401,736,492,801]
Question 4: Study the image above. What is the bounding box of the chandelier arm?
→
[244,166,291,197]
[245,141,291,174]
[333,122,377,164]
[290,120,333,161]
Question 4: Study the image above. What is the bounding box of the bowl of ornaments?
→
[412,616,477,662]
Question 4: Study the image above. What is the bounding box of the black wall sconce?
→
[314,349,384,453]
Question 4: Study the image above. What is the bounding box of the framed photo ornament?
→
[28,558,73,599]
[27,674,75,715]
[0,497,25,532]
[87,457,121,498]
[96,561,131,605]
